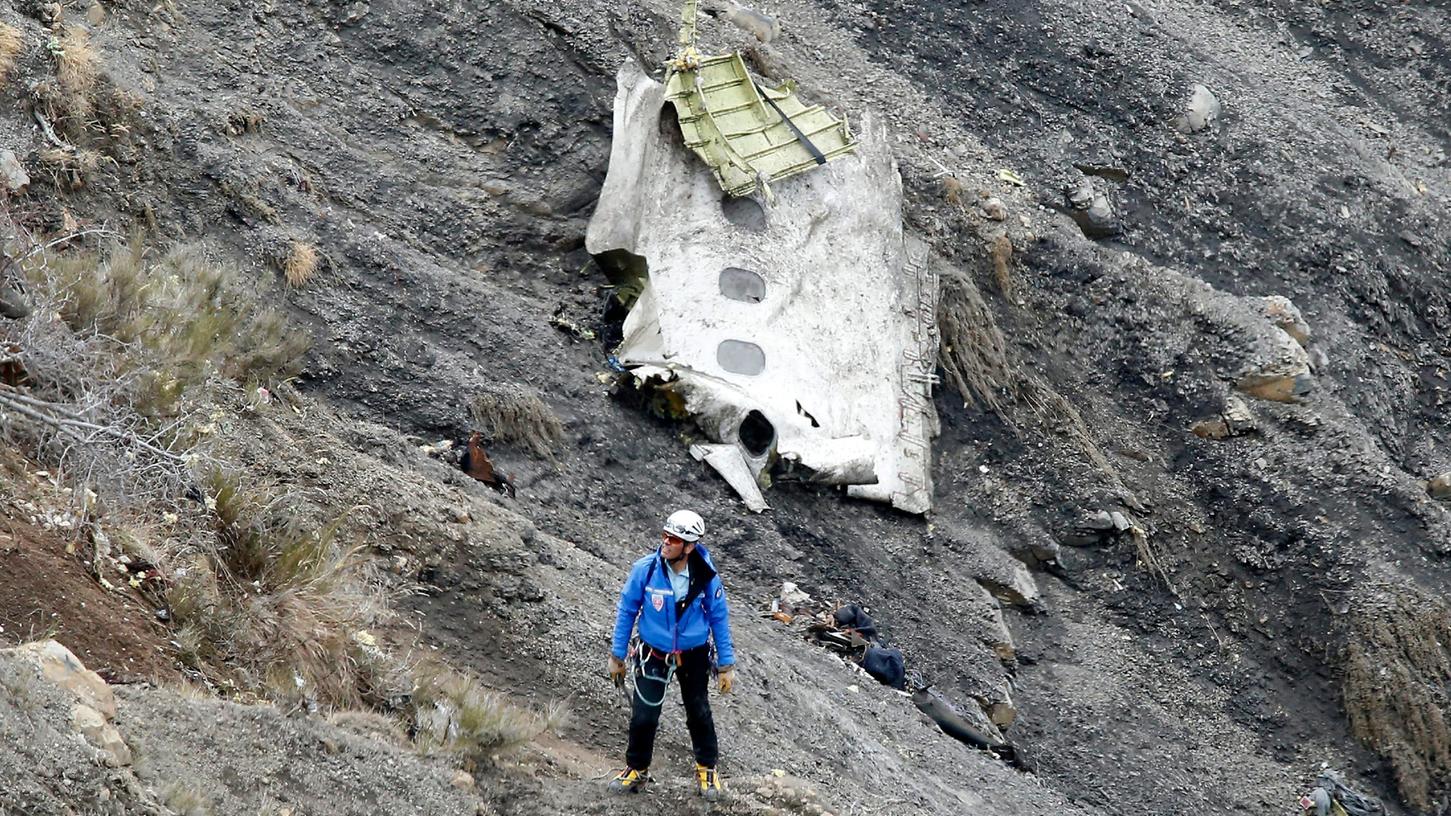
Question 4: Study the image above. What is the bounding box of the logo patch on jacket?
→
[715,587,723,599]
[652,593,664,612]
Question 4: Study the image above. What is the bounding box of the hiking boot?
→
[695,763,722,801]
[608,767,648,794]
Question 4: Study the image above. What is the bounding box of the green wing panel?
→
[664,53,857,197]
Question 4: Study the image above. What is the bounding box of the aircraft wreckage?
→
[586,0,940,514]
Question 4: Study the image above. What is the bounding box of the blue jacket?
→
[611,544,735,668]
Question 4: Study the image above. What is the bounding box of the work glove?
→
[717,666,735,695]
[608,655,626,688]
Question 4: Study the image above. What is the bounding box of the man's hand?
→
[717,666,735,695]
[608,655,627,687]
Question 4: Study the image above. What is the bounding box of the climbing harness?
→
[628,638,680,708]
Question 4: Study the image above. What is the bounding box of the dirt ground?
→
[0,504,176,684]
[0,0,1448,813]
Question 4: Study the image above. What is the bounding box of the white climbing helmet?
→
[663,509,706,542]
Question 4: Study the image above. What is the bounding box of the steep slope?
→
[0,0,1448,813]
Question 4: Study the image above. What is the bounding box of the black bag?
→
[860,646,905,689]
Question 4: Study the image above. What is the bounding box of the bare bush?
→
[937,267,1013,414]
[469,383,564,457]
[0,232,308,511]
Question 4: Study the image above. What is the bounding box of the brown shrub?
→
[38,145,108,189]
[167,468,408,712]
[1344,585,1451,811]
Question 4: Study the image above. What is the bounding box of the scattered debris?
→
[461,431,515,497]
[860,644,905,689]
[1173,83,1221,133]
[690,442,768,512]
[549,312,597,341]
[996,169,1026,186]
[1298,769,1384,816]
[980,196,1008,221]
[1072,162,1131,184]
[912,686,1021,766]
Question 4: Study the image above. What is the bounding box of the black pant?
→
[626,644,718,770]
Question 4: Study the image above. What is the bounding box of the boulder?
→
[1429,472,1451,501]
[450,770,475,790]
[1260,296,1311,346]
[986,691,1017,730]
[1173,84,1221,133]
[1235,326,1313,403]
[69,703,132,767]
[7,640,116,719]
[1191,395,1257,440]
[0,150,30,195]
[724,2,780,43]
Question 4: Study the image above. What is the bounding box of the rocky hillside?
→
[0,0,1448,814]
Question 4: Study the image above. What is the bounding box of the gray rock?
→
[1082,510,1116,531]
[0,150,29,195]
[1260,295,1311,346]
[0,287,30,319]
[725,2,780,43]
[1429,473,1451,501]
[1173,84,1221,133]
[1064,178,1119,238]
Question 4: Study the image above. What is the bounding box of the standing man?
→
[608,509,736,800]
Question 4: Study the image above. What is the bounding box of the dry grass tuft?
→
[0,23,23,85]
[411,666,570,761]
[943,175,965,206]
[163,782,216,816]
[937,267,1013,413]
[283,240,319,288]
[166,468,409,712]
[469,383,564,457]
[327,709,409,746]
[26,237,309,417]
[1344,585,1451,811]
[52,25,99,121]
[38,145,109,189]
[990,235,1014,298]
